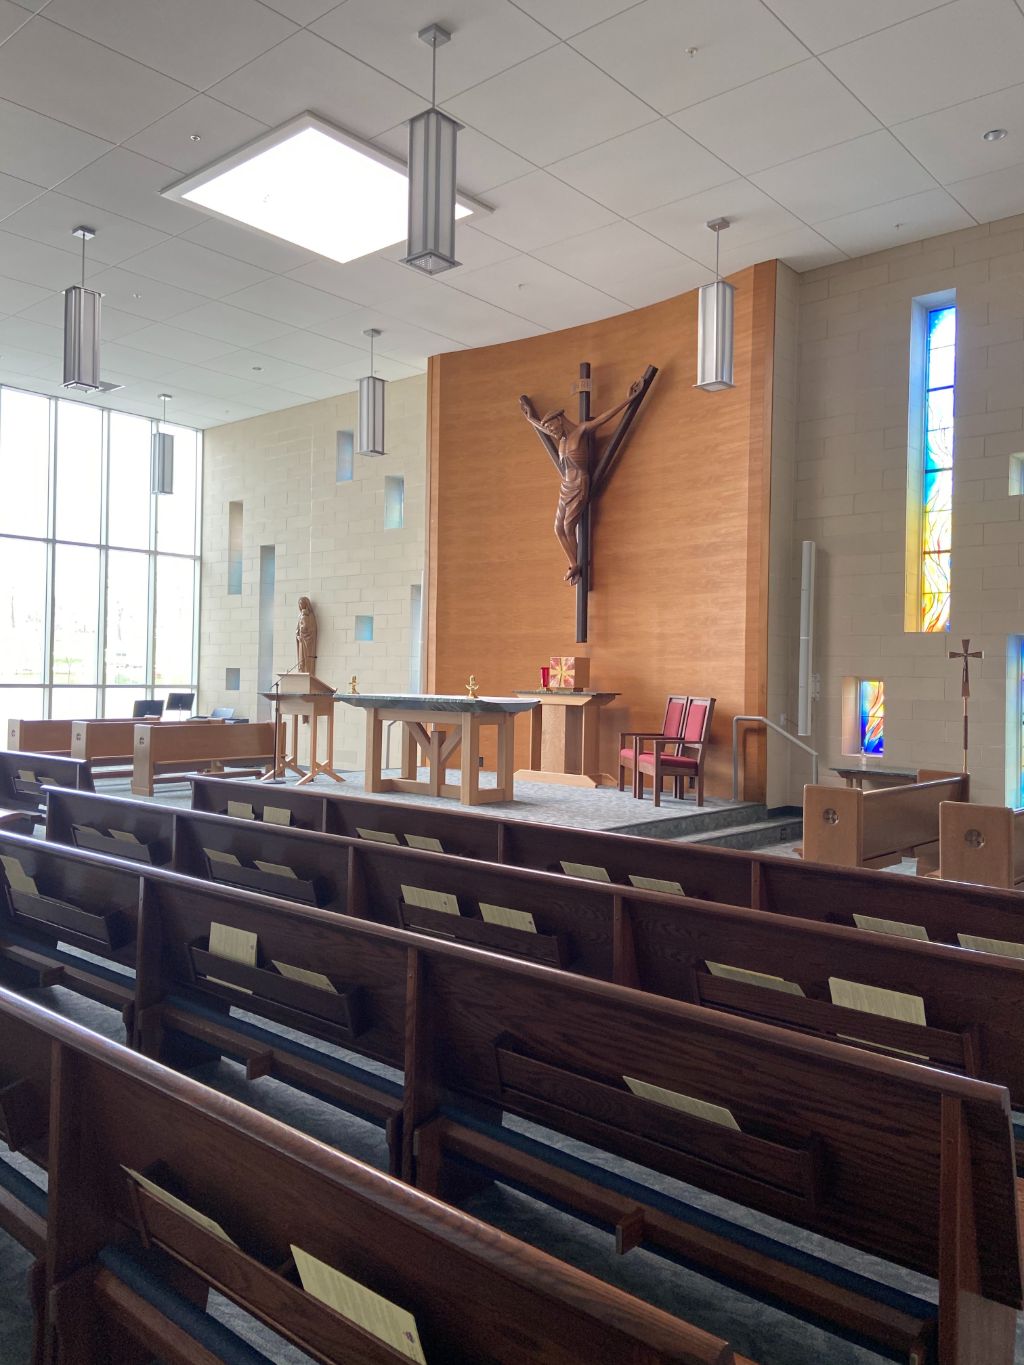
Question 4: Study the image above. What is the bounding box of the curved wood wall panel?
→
[426,261,777,801]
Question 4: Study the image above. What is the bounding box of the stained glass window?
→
[921,306,955,632]
[859,679,884,756]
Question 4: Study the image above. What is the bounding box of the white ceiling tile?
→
[822,0,1024,126]
[258,329,368,375]
[633,179,804,264]
[84,267,206,321]
[373,122,534,196]
[313,0,556,101]
[893,83,1024,183]
[717,226,848,274]
[312,309,464,363]
[0,99,111,188]
[114,322,237,364]
[572,0,807,116]
[221,275,355,327]
[167,301,294,348]
[750,131,938,223]
[449,255,626,330]
[256,0,341,23]
[814,188,975,255]
[0,0,32,39]
[43,0,297,89]
[673,60,881,176]
[98,343,185,381]
[0,275,52,314]
[17,293,149,339]
[0,231,81,289]
[445,46,654,165]
[0,172,46,219]
[125,97,268,176]
[470,170,618,252]
[380,284,541,346]
[509,0,642,39]
[287,251,434,307]
[179,217,317,273]
[0,16,193,143]
[120,238,271,298]
[57,149,208,235]
[0,344,60,377]
[441,226,519,274]
[0,193,169,265]
[208,31,423,139]
[205,346,338,389]
[0,315,62,356]
[761,0,953,53]
[275,371,355,400]
[534,221,710,307]
[548,120,735,217]
[946,160,1024,221]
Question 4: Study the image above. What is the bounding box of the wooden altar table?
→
[339,694,537,805]
[514,689,619,787]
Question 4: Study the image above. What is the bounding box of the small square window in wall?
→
[384,474,404,529]
[225,667,240,691]
[355,615,374,642]
[1010,453,1024,495]
[336,430,354,482]
[859,680,884,756]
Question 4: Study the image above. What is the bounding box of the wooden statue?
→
[295,597,318,674]
[519,362,657,642]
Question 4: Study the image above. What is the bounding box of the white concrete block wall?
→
[776,214,1024,806]
[198,376,426,770]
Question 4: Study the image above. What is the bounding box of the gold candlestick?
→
[466,675,479,699]
[349,675,358,694]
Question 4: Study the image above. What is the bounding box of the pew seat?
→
[801,772,969,870]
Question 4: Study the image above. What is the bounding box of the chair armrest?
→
[619,730,670,743]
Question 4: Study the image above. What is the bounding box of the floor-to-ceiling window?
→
[0,384,202,721]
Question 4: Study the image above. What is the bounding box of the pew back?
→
[6,719,72,754]
[939,800,1024,889]
[803,776,968,868]
[131,720,277,796]
[0,750,94,814]
[0,990,733,1365]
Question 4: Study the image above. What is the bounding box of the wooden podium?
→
[514,689,619,787]
[261,673,344,785]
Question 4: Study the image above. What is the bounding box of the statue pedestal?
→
[514,690,619,787]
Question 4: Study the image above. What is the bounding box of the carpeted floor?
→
[6,980,1023,1365]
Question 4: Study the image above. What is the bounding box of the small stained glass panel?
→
[924,467,953,511]
[923,509,952,554]
[920,303,955,633]
[921,591,950,634]
[859,680,884,756]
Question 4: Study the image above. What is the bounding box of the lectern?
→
[261,673,344,785]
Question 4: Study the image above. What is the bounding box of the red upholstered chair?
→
[618,696,689,797]
[635,696,716,807]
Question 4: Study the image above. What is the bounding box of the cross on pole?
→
[948,637,983,774]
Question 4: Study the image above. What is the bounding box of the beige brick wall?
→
[199,375,426,770]
[777,213,1024,806]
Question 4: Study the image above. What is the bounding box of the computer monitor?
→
[166,692,195,715]
[132,700,164,719]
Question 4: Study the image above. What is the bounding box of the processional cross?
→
[519,361,657,643]
[948,637,983,774]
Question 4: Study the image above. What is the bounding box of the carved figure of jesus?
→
[520,377,643,584]
[295,596,317,674]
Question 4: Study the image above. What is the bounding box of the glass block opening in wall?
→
[228,501,243,595]
[384,475,404,529]
[336,430,353,483]
[355,615,373,642]
[225,668,240,691]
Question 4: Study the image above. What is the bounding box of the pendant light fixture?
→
[694,217,735,392]
[357,328,385,457]
[63,226,102,391]
[402,24,462,275]
[152,393,174,495]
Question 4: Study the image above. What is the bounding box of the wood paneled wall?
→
[426,262,778,801]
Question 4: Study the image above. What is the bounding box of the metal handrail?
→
[732,715,818,801]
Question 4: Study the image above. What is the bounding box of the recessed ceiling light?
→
[189,133,202,143]
[162,111,487,266]
[983,128,1008,141]
[251,365,263,371]
[131,291,142,299]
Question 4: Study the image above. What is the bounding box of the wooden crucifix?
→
[519,361,657,642]
[948,637,983,774]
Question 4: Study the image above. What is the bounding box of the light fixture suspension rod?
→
[431,33,437,108]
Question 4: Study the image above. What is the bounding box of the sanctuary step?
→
[674,807,804,852]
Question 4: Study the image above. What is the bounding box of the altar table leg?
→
[364,709,384,793]
[460,713,481,804]
[401,724,417,780]
[496,714,515,801]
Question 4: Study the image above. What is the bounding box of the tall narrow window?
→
[227,501,243,595]
[859,680,884,756]
[920,305,955,632]
[384,475,404,529]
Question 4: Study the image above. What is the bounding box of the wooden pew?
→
[940,800,1024,889]
[132,720,281,796]
[6,719,72,755]
[0,749,94,833]
[802,772,969,870]
[0,992,737,1365]
[46,787,346,910]
[3,838,1023,1360]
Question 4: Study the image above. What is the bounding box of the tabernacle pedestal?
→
[514,689,619,787]
[339,694,536,806]
[261,673,344,785]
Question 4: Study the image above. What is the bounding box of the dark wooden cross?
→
[948,637,983,774]
[519,361,657,642]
